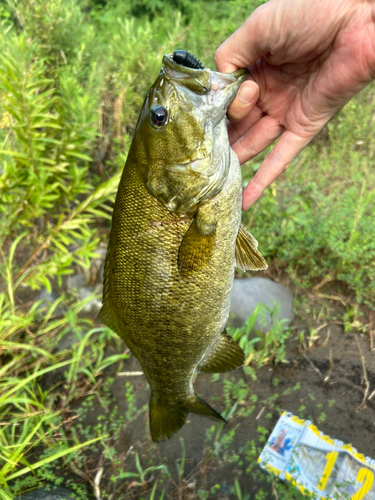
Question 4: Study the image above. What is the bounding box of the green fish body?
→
[99,54,267,442]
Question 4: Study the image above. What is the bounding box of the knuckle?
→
[252,175,267,192]
[214,46,224,67]
[238,136,257,157]
[267,148,287,169]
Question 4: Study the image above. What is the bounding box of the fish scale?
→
[99,53,267,442]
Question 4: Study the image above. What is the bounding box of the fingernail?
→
[237,84,257,105]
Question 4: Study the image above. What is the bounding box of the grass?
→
[0,0,374,497]
[242,88,375,308]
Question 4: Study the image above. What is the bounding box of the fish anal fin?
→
[198,330,245,373]
[187,394,226,423]
[149,393,225,442]
[178,216,215,276]
[235,224,268,272]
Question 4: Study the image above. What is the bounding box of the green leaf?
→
[64,151,92,161]
[0,150,28,159]
[5,435,107,480]
[0,489,12,500]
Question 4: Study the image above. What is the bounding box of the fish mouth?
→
[163,54,248,99]
[210,68,248,109]
[164,53,208,76]
[164,52,248,82]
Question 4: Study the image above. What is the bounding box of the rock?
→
[35,289,64,316]
[55,287,103,350]
[78,286,102,317]
[98,261,105,282]
[229,278,294,331]
[35,289,59,303]
[16,486,76,499]
[56,328,83,351]
[91,244,107,284]
[66,272,87,291]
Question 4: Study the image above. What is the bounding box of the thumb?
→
[214,3,272,73]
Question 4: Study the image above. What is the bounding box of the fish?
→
[98,51,267,442]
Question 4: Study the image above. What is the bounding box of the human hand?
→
[215,0,375,210]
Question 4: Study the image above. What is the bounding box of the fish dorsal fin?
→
[178,216,216,275]
[149,393,225,442]
[197,330,245,373]
[235,224,268,272]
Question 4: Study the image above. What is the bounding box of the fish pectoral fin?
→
[235,223,268,272]
[198,330,245,373]
[178,214,216,275]
[150,393,225,442]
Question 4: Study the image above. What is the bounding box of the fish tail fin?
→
[149,393,226,442]
[149,395,189,442]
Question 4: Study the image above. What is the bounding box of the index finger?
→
[242,130,313,210]
[214,3,271,73]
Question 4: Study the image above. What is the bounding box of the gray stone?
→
[16,486,76,499]
[35,289,59,303]
[90,244,107,284]
[35,289,64,316]
[98,261,105,282]
[78,286,102,317]
[66,272,87,291]
[56,291,103,348]
[56,328,83,351]
[229,278,294,331]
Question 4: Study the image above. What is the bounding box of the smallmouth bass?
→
[99,52,267,442]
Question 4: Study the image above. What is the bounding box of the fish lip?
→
[229,68,249,84]
[163,54,207,75]
[208,67,249,112]
[211,68,249,92]
[163,54,249,85]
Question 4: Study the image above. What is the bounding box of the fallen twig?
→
[354,336,370,412]
[255,406,266,421]
[271,479,279,500]
[313,293,348,307]
[369,310,375,352]
[315,323,328,333]
[94,467,104,500]
[302,353,324,379]
[117,371,144,376]
[324,348,334,384]
[320,328,331,348]
[312,274,337,292]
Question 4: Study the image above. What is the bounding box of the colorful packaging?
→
[258,412,375,499]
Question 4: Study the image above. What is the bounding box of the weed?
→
[112,451,169,486]
[1,0,374,497]
[229,304,293,379]
[175,437,186,481]
[234,477,250,500]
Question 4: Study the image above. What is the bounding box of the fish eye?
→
[149,105,168,128]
